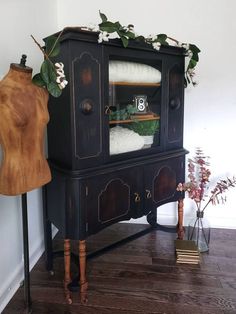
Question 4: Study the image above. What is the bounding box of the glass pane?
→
[108,58,162,156]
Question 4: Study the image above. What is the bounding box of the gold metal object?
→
[145,189,152,199]
[134,192,141,203]
[104,106,111,115]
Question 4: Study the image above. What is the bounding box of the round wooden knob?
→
[169,97,181,110]
[80,99,93,114]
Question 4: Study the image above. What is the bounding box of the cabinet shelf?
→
[109,116,160,125]
[109,81,161,87]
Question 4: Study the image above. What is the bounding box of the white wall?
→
[1,0,236,311]
[57,0,236,229]
[0,1,58,311]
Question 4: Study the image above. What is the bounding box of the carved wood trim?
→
[98,178,130,223]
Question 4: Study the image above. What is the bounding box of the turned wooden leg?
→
[177,199,185,240]
[79,240,88,304]
[64,239,72,304]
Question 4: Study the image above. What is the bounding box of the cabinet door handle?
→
[145,189,152,199]
[104,106,111,115]
[134,192,141,203]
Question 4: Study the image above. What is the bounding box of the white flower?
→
[123,25,135,32]
[182,43,189,50]
[152,42,161,50]
[148,34,157,41]
[107,32,119,39]
[58,80,68,90]
[187,49,193,58]
[98,31,109,43]
[55,62,64,70]
[188,68,196,77]
[128,25,134,32]
[55,62,67,90]
[88,23,100,32]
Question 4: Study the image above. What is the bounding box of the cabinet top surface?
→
[47,27,185,56]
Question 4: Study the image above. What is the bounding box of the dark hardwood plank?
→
[3,224,236,314]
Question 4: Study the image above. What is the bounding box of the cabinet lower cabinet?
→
[80,155,184,236]
[45,153,186,251]
[44,153,185,304]
[45,154,184,240]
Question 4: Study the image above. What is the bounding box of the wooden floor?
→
[3,223,236,314]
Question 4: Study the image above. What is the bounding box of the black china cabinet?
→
[42,28,187,304]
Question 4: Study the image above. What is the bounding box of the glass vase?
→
[188,210,210,253]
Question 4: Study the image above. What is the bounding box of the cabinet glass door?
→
[108,56,162,156]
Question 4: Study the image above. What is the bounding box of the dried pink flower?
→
[177,148,236,212]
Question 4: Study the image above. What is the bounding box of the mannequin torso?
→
[0,64,51,195]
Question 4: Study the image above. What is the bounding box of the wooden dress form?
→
[0,63,51,195]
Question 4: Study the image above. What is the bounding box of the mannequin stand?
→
[21,193,32,313]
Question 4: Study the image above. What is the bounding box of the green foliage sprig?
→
[109,104,138,121]
[98,12,200,87]
[127,119,159,136]
[31,31,68,97]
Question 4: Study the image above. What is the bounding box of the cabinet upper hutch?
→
[44,27,187,244]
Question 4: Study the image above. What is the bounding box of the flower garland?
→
[31,11,201,94]
[31,32,68,97]
[96,12,200,87]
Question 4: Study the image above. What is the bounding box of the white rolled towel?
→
[109,60,161,83]
[110,126,144,155]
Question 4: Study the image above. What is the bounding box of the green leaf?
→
[125,31,135,39]
[188,59,197,69]
[135,35,146,42]
[32,73,46,87]
[40,60,51,84]
[99,21,117,33]
[189,44,200,62]
[157,34,168,45]
[48,63,57,82]
[120,36,129,47]
[157,34,167,41]
[40,60,57,86]
[189,44,201,53]
[45,35,60,57]
[114,21,122,30]
[99,11,107,22]
[47,81,62,98]
[191,52,199,62]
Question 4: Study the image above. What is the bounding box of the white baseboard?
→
[125,213,236,229]
[0,225,58,313]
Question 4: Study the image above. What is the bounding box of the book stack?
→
[174,239,200,265]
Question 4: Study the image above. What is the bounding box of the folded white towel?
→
[109,60,161,83]
[110,126,144,155]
